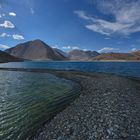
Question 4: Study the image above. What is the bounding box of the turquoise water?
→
[0,71,80,140]
[0,61,140,77]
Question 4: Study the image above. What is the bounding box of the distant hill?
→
[68,49,100,61]
[0,50,21,63]
[53,48,69,58]
[5,39,67,60]
[93,51,140,61]
[4,39,140,61]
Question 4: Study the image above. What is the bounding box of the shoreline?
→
[34,70,140,140]
[0,60,140,64]
[0,68,140,139]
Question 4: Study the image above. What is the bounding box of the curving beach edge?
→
[0,68,140,140]
[34,70,140,140]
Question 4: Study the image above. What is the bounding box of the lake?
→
[0,61,140,77]
[0,70,80,140]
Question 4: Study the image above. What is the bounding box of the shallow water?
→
[0,71,80,140]
[0,61,140,77]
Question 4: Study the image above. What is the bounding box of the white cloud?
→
[131,48,137,52]
[0,44,10,50]
[9,12,16,17]
[0,20,15,28]
[74,0,140,36]
[52,45,60,49]
[0,33,11,37]
[0,33,24,40]
[52,45,80,51]
[13,34,24,40]
[98,47,119,53]
[72,46,80,50]
[62,46,80,50]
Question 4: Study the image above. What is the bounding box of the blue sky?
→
[0,0,140,53]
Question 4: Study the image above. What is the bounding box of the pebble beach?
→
[32,70,140,140]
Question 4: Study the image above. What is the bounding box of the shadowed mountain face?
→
[93,52,140,61]
[0,50,21,63]
[5,40,67,60]
[68,49,100,61]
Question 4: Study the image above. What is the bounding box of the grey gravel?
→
[30,71,140,140]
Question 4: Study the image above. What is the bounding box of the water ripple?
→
[0,71,80,140]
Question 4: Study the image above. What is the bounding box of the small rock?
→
[121,132,129,138]
[107,127,113,135]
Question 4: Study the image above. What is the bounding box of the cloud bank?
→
[75,0,140,36]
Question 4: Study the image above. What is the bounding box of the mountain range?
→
[93,52,140,61]
[68,49,100,61]
[0,39,140,62]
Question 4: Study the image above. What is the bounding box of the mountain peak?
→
[5,40,67,60]
[31,39,46,44]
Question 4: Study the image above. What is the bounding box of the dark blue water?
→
[0,61,140,78]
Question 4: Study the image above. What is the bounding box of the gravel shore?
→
[32,70,140,140]
[0,68,140,140]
